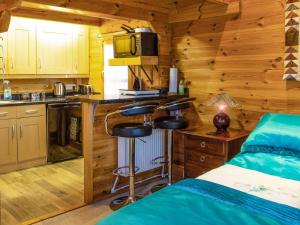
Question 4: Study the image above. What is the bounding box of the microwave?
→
[113,32,158,58]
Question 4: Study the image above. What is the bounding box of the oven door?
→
[47,102,82,163]
[113,34,139,58]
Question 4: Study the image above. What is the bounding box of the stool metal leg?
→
[110,138,137,210]
[150,129,173,193]
[128,137,135,203]
[167,129,173,185]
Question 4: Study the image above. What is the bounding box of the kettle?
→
[53,82,65,97]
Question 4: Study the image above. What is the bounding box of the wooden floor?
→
[34,197,113,225]
[0,158,84,225]
[34,180,166,225]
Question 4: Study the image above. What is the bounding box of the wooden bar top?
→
[78,93,187,104]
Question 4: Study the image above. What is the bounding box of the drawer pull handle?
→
[0,112,8,117]
[11,125,15,139]
[20,125,23,138]
[25,109,38,114]
[199,156,206,163]
[200,141,206,148]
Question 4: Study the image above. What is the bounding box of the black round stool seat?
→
[154,116,188,130]
[113,123,152,138]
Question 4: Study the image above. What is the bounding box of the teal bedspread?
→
[97,176,299,225]
[229,153,300,181]
[241,113,300,158]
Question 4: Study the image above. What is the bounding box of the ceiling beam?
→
[12,2,103,26]
[168,0,240,23]
[96,0,169,13]
[23,0,169,22]
[0,0,21,11]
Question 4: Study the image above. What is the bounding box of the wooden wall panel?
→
[171,0,289,131]
[89,26,103,94]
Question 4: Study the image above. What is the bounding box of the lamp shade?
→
[203,93,240,132]
[203,93,240,109]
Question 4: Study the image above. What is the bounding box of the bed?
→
[97,113,300,225]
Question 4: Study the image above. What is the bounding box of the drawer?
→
[17,104,45,118]
[185,163,212,178]
[186,150,225,168]
[0,106,17,119]
[185,135,225,156]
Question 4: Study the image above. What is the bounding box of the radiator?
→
[117,129,165,174]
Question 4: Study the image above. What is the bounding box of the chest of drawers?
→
[180,128,249,178]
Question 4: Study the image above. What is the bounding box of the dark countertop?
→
[78,93,187,104]
[0,97,79,107]
[0,94,188,107]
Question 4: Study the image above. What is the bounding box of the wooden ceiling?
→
[0,0,240,28]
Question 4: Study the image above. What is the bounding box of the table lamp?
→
[203,93,240,132]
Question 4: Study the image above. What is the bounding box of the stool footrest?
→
[113,166,140,177]
[151,156,167,165]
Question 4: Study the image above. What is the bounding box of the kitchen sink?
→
[0,100,25,104]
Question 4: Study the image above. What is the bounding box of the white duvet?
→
[197,164,300,209]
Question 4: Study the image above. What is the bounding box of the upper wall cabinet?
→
[72,26,89,75]
[0,32,8,74]
[1,17,90,78]
[7,17,36,75]
[37,21,73,75]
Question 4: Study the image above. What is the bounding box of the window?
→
[103,43,128,96]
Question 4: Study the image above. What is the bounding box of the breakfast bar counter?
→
[79,93,187,104]
[80,94,199,203]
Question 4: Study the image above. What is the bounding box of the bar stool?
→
[105,101,159,210]
[151,98,195,191]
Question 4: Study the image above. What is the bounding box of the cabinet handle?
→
[38,57,42,71]
[11,125,15,139]
[0,112,8,117]
[20,125,23,138]
[10,57,14,70]
[25,109,38,114]
[199,156,206,163]
[200,141,206,148]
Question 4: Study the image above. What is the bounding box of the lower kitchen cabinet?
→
[0,119,17,167]
[17,116,46,162]
[0,104,47,174]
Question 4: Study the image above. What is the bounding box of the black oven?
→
[113,32,158,58]
[47,102,82,163]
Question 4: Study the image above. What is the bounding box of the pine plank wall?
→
[171,0,290,131]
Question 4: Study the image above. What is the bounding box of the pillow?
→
[241,113,300,158]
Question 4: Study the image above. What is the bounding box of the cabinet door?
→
[17,116,46,162]
[72,25,89,74]
[7,17,36,74]
[0,119,17,166]
[37,21,72,74]
[0,32,8,75]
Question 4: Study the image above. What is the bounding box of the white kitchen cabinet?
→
[72,25,89,75]
[37,21,73,74]
[0,17,90,77]
[0,119,17,167]
[7,17,37,75]
[17,116,46,162]
[0,32,8,74]
[0,104,47,174]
